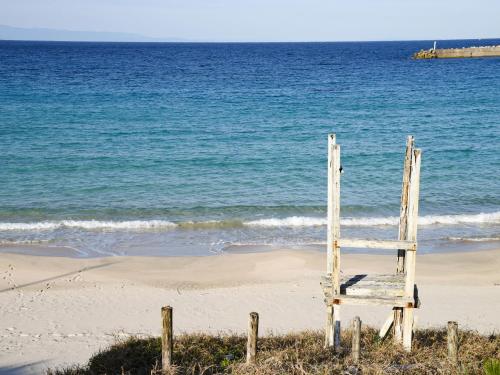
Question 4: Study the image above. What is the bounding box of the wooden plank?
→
[325,294,414,307]
[322,287,404,299]
[321,274,405,286]
[339,238,416,250]
[161,306,173,370]
[341,286,403,297]
[322,288,404,298]
[246,312,259,364]
[322,276,404,296]
[321,276,405,298]
[322,285,404,298]
[351,316,361,364]
[402,148,421,351]
[379,312,394,339]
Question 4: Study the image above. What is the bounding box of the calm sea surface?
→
[0,40,499,256]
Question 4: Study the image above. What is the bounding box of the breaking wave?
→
[0,211,498,232]
[447,236,500,242]
[246,211,500,227]
[0,220,177,231]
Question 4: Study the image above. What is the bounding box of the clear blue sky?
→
[1,0,499,42]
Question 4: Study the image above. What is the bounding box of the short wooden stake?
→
[447,321,459,365]
[246,312,259,364]
[161,306,173,370]
[351,316,361,364]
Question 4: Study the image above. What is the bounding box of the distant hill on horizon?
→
[0,24,188,42]
[1,25,498,44]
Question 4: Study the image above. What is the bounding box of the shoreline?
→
[1,237,500,259]
[1,249,499,373]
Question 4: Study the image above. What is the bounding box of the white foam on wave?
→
[245,216,327,227]
[419,211,500,225]
[245,211,500,228]
[447,236,500,242]
[0,211,498,232]
[245,216,398,227]
[0,220,177,231]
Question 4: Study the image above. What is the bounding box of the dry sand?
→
[1,248,499,374]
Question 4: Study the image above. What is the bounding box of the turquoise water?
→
[0,40,499,256]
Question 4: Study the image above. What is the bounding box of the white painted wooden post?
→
[397,136,414,273]
[332,137,342,350]
[402,148,421,351]
[394,136,414,344]
[326,133,341,350]
[325,133,335,347]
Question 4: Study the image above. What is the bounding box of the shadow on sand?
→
[0,361,48,375]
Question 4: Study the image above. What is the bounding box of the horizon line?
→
[1,37,499,44]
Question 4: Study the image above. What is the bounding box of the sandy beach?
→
[0,248,499,374]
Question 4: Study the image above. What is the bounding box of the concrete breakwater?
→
[413,45,500,59]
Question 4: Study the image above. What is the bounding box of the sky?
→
[1,0,499,42]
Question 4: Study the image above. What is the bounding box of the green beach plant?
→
[484,359,500,375]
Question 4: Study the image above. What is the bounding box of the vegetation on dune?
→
[48,328,499,375]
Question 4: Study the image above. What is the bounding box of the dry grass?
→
[48,327,499,375]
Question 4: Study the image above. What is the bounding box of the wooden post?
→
[326,133,341,350]
[161,306,173,370]
[447,321,459,365]
[246,312,259,364]
[397,135,414,274]
[352,316,361,364]
[326,133,336,276]
[402,148,421,351]
[394,136,414,345]
[331,137,342,351]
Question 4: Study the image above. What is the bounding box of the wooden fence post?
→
[447,321,458,365]
[352,316,361,364]
[161,306,173,370]
[247,312,259,364]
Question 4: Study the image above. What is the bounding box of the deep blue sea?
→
[0,40,499,257]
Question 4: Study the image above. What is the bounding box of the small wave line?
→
[0,211,498,232]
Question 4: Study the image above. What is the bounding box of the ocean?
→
[0,40,499,257]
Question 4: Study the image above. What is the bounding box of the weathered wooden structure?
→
[322,134,422,351]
